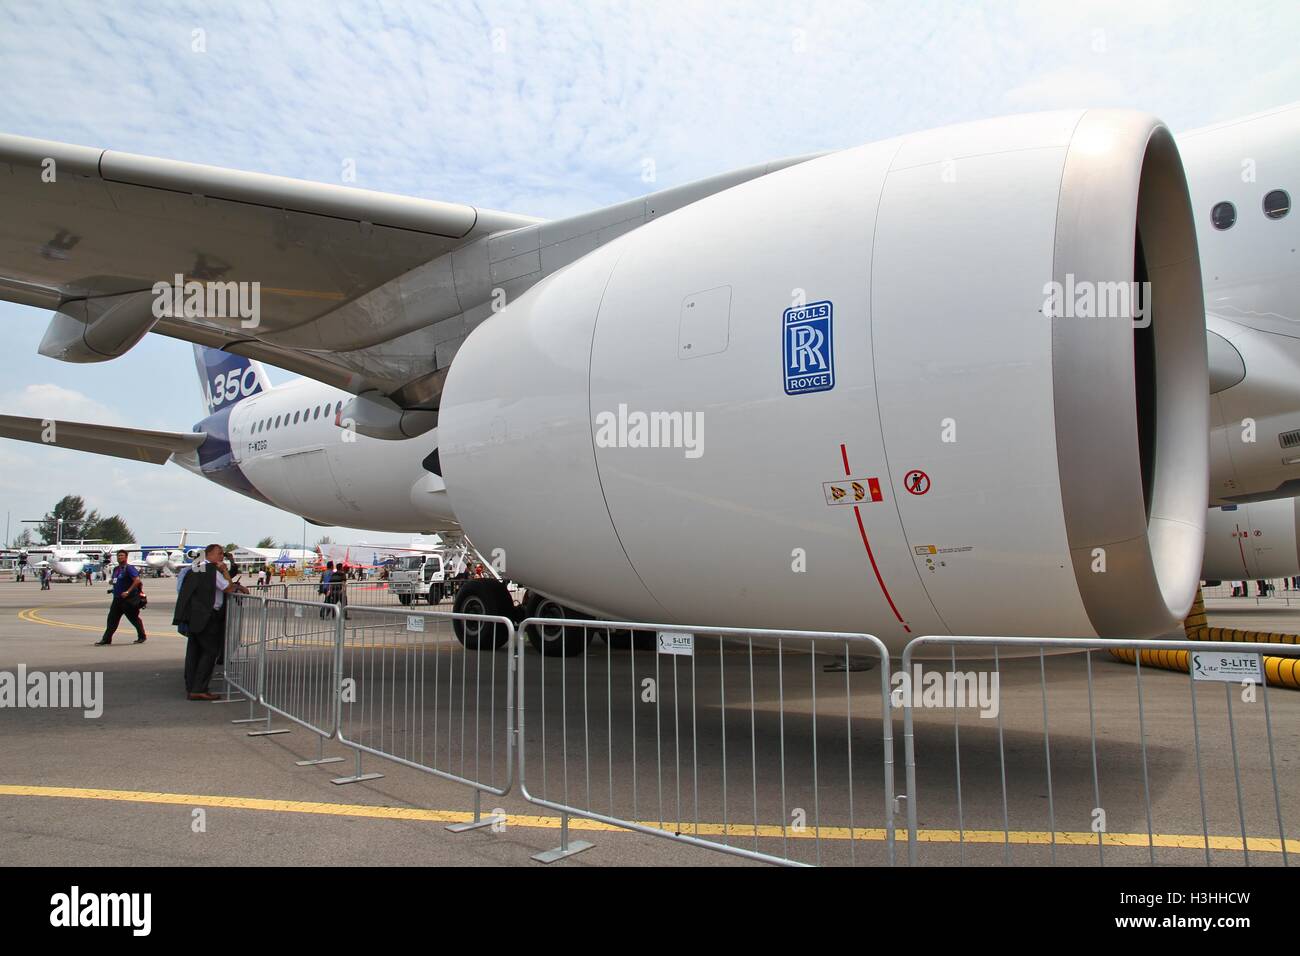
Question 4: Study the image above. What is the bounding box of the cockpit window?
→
[1263,189,1291,220]
[1211,201,1236,230]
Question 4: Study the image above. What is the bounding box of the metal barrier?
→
[256,578,454,609]
[1202,578,1298,604]
[222,593,264,703]
[257,598,345,762]
[516,618,895,866]
[901,635,1298,867]
[333,603,516,824]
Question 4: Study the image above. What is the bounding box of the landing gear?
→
[522,592,596,657]
[452,579,512,650]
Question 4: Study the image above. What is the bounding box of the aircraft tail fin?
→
[194,345,271,415]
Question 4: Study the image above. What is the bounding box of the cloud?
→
[0,383,124,424]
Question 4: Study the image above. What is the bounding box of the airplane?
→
[15,517,100,579]
[0,103,1297,655]
[139,529,214,575]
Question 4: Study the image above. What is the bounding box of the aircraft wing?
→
[0,132,540,395]
[1,133,819,414]
[0,413,205,465]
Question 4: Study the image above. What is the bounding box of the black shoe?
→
[94,639,111,646]
[132,636,147,644]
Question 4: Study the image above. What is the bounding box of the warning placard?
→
[1191,651,1263,683]
[823,476,882,506]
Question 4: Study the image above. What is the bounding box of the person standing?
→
[173,544,232,700]
[96,550,147,646]
[319,560,337,617]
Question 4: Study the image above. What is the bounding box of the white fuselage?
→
[190,378,455,532]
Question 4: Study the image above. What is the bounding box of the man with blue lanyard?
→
[96,549,147,646]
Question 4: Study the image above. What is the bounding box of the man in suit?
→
[173,543,232,701]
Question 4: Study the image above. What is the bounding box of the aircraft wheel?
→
[452,580,512,650]
[523,593,595,657]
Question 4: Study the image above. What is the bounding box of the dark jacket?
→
[173,564,222,635]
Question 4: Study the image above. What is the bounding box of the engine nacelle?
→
[1204,498,1300,581]
[439,110,1208,650]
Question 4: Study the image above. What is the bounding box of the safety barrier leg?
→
[331,748,384,785]
[230,695,265,724]
[211,676,243,704]
[295,736,344,767]
[247,709,291,737]
[446,789,506,833]
[531,810,594,864]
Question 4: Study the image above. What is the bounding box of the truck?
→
[387,552,452,605]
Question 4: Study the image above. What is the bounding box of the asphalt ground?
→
[1,580,1296,867]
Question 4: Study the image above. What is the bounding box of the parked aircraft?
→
[1,104,1297,651]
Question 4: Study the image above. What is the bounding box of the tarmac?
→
[1,579,1297,867]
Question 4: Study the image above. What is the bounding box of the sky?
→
[0,0,1297,547]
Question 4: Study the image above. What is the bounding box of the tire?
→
[452,579,512,650]
[398,593,412,606]
[523,593,595,657]
[427,582,444,605]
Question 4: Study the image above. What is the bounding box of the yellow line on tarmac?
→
[18,605,183,637]
[0,784,1294,854]
[19,606,101,632]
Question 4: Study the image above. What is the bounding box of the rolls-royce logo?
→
[783,300,834,395]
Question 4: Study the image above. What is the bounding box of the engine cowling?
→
[1204,498,1300,580]
[439,109,1208,651]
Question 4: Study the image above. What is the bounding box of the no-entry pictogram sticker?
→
[904,469,930,496]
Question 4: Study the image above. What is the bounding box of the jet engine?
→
[439,109,1209,651]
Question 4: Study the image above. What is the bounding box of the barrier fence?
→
[245,578,472,608]
[219,594,1298,867]
[336,602,515,814]
[221,592,262,704]
[515,618,894,866]
[1201,578,1299,603]
[901,635,1298,867]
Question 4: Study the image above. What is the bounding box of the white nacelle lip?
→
[1052,111,1208,636]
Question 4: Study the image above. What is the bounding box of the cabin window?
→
[1263,189,1290,220]
[1211,201,1236,230]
